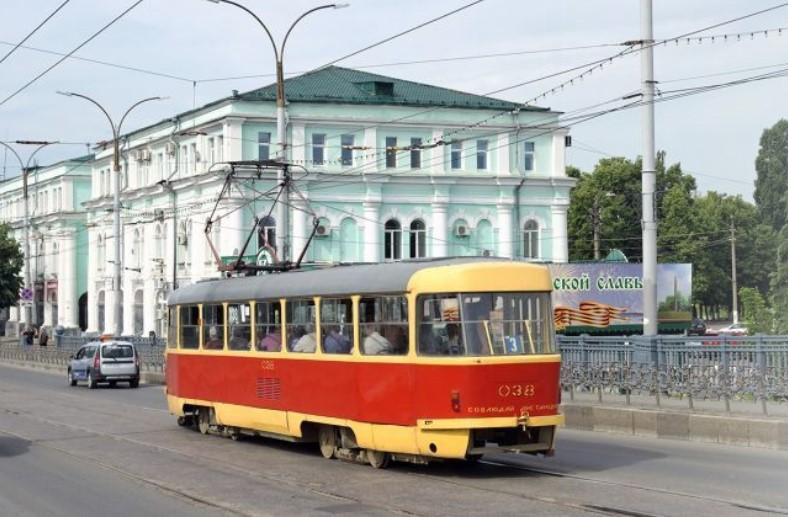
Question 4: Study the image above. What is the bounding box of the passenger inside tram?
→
[204,326,223,349]
[228,327,249,350]
[323,326,351,354]
[292,324,317,353]
[363,325,393,355]
[257,325,281,352]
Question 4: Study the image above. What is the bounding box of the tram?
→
[165,258,563,467]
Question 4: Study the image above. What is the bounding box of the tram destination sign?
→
[548,263,692,334]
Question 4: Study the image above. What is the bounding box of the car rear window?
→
[102,344,134,358]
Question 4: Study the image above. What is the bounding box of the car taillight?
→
[93,353,100,371]
[135,355,140,369]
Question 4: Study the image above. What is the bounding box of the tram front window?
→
[417,293,555,356]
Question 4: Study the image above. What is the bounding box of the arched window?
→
[133,290,144,336]
[384,219,402,261]
[409,219,426,259]
[475,219,493,256]
[257,215,276,253]
[523,220,539,259]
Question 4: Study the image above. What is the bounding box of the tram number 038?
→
[497,384,536,398]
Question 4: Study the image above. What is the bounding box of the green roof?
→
[236,65,547,111]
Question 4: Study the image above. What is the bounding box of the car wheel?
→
[67,369,77,387]
[108,380,117,388]
[129,378,139,389]
[87,371,97,389]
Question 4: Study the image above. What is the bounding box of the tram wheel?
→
[366,450,391,469]
[318,426,337,459]
[197,407,211,435]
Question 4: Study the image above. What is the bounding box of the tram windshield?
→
[418,293,555,356]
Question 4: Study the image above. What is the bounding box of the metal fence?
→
[0,335,165,372]
[558,335,788,414]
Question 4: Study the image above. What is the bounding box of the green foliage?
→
[771,226,788,333]
[658,292,691,313]
[739,287,773,334]
[0,223,23,309]
[754,119,788,232]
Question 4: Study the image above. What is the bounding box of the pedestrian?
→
[148,330,157,344]
[24,326,34,346]
[38,327,49,347]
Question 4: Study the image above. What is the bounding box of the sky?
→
[1,0,786,201]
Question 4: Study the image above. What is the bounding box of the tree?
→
[771,226,788,333]
[739,287,772,334]
[754,119,788,232]
[0,222,23,309]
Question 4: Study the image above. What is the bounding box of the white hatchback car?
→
[67,340,140,388]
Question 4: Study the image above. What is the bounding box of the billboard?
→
[548,263,692,334]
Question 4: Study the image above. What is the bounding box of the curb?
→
[562,403,788,450]
[0,359,165,385]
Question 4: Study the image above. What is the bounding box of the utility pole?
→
[204,0,347,264]
[0,140,56,331]
[640,0,658,336]
[730,217,738,324]
[58,92,164,336]
[592,197,601,261]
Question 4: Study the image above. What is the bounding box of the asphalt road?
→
[1,363,787,517]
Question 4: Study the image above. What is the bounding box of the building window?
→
[410,137,422,169]
[385,136,397,169]
[476,140,488,170]
[524,141,535,172]
[257,131,271,161]
[217,136,224,162]
[384,219,402,261]
[451,141,462,169]
[190,143,198,172]
[157,152,164,181]
[523,220,539,259]
[312,133,325,165]
[341,134,354,166]
[409,219,426,258]
[257,215,276,253]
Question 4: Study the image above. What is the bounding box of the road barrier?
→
[0,336,165,372]
[558,335,788,414]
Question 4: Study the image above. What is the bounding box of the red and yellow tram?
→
[165,258,563,467]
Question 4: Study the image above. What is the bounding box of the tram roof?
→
[167,257,545,305]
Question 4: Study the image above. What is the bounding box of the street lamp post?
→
[0,140,57,330]
[205,0,348,263]
[58,92,164,337]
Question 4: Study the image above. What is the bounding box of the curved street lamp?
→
[0,140,57,329]
[204,0,349,262]
[57,91,165,337]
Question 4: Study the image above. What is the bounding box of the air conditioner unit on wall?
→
[141,149,152,161]
[165,142,176,156]
[455,224,470,237]
[315,223,330,237]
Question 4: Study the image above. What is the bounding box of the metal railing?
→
[558,335,788,414]
[0,336,166,372]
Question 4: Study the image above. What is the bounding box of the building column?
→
[219,200,244,258]
[363,201,380,263]
[431,202,448,257]
[104,284,117,336]
[551,203,569,263]
[122,279,135,335]
[291,123,306,166]
[497,133,511,174]
[551,129,569,177]
[429,129,444,175]
[223,117,244,161]
[58,229,78,329]
[86,228,99,333]
[291,198,308,261]
[496,204,514,258]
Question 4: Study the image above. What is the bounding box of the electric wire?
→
[0,0,72,66]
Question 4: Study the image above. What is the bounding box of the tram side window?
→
[227,303,251,351]
[203,304,225,350]
[180,306,199,349]
[256,301,282,352]
[359,296,408,355]
[287,299,317,353]
[320,298,353,354]
[167,306,177,348]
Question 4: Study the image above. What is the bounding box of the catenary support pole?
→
[640,0,658,336]
[730,218,738,324]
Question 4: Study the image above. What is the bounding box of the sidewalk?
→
[0,357,165,385]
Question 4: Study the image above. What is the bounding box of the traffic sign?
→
[20,287,33,301]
